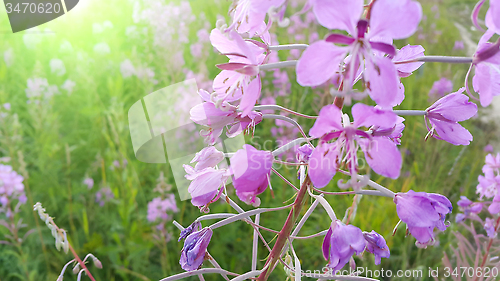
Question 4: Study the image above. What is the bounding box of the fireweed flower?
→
[297,0,422,107]
[470,31,500,107]
[146,194,178,223]
[424,88,478,146]
[455,196,482,222]
[322,220,366,272]
[484,217,497,238]
[477,152,500,199]
[184,146,229,208]
[363,230,390,265]
[228,0,286,35]
[308,103,402,188]
[392,45,425,78]
[190,89,262,144]
[180,227,213,271]
[210,29,268,116]
[228,144,273,207]
[179,221,202,242]
[394,190,453,247]
[428,78,453,99]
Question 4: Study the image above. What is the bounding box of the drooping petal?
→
[368,0,422,40]
[240,77,262,117]
[362,137,401,179]
[431,119,473,146]
[309,105,343,138]
[427,89,478,121]
[310,0,363,35]
[472,61,500,107]
[296,41,347,86]
[352,103,397,128]
[322,226,333,260]
[365,56,401,107]
[395,193,440,228]
[308,143,339,188]
[486,1,500,34]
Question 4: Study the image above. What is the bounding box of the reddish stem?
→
[476,216,500,278]
[256,176,311,281]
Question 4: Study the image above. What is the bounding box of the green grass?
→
[0,0,497,280]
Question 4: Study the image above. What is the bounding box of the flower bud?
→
[72,264,80,274]
[92,257,103,269]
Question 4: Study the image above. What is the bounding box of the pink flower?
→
[488,194,500,215]
[308,103,402,188]
[453,41,465,50]
[484,218,497,238]
[210,29,267,116]
[425,88,478,146]
[83,177,94,189]
[190,89,262,144]
[298,0,422,107]
[228,0,286,35]
[147,194,178,222]
[394,190,452,247]
[428,78,453,99]
[228,144,273,206]
[322,220,366,272]
[184,146,229,208]
[472,39,500,107]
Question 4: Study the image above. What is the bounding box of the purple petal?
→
[393,45,425,77]
[322,225,333,260]
[365,56,401,107]
[308,143,339,188]
[352,103,397,128]
[486,2,500,34]
[369,41,396,57]
[431,119,473,146]
[309,105,343,138]
[427,90,478,122]
[362,137,401,179]
[368,0,422,40]
[472,62,500,107]
[296,41,347,86]
[310,0,363,35]
[395,193,440,227]
[240,77,262,117]
[325,33,356,45]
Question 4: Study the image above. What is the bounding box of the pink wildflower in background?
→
[428,78,453,99]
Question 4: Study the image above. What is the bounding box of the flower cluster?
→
[163,0,500,279]
[0,164,26,218]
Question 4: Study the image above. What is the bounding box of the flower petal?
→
[368,0,422,40]
[240,77,262,117]
[308,143,339,188]
[296,41,347,86]
[352,103,397,128]
[310,0,363,35]
[362,137,401,179]
[365,56,401,107]
[393,45,425,77]
[309,105,343,138]
[472,62,500,107]
[431,119,473,146]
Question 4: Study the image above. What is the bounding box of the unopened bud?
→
[72,264,80,274]
[92,257,103,269]
[56,275,63,281]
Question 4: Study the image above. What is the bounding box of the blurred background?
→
[0,0,498,280]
